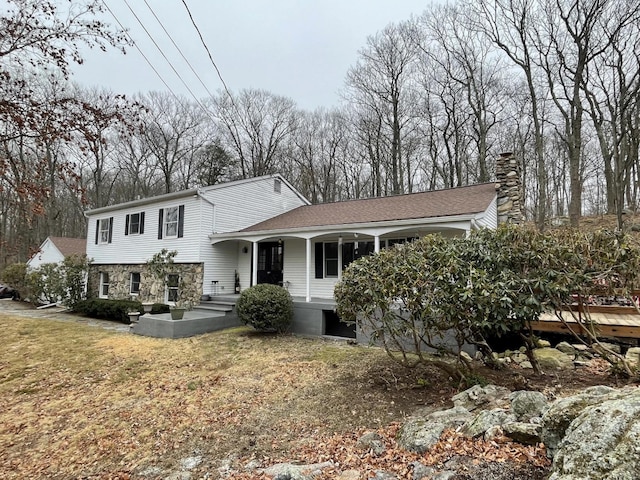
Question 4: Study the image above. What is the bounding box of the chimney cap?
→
[499,152,514,158]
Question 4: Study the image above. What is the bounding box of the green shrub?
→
[236,284,293,333]
[1,262,28,299]
[74,298,142,323]
[151,303,170,314]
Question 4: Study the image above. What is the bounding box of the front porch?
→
[131,293,351,339]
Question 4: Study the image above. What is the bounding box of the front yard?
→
[0,303,621,479]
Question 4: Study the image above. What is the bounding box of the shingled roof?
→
[242,183,497,232]
[49,237,87,257]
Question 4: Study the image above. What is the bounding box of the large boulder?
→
[461,409,515,439]
[625,347,640,366]
[541,386,620,457]
[397,406,473,453]
[262,461,334,480]
[451,384,511,412]
[548,388,640,480]
[503,422,542,445]
[510,390,548,421]
[534,348,574,370]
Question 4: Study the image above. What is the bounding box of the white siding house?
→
[27,237,87,270]
[85,175,309,302]
[83,153,522,308]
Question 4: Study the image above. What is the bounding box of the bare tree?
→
[214,89,298,179]
[345,21,419,195]
[139,92,209,193]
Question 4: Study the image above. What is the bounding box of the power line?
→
[142,0,217,102]
[179,0,234,100]
[119,0,215,120]
[100,0,185,106]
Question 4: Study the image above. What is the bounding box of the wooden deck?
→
[532,306,640,339]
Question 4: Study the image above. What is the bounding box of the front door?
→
[257,241,284,285]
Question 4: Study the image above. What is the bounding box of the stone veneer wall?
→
[88,263,204,306]
[495,152,524,224]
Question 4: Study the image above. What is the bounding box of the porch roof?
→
[241,183,497,232]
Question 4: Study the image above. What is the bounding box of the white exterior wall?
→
[87,194,203,265]
[282,239,307,298]
[208,177,306,233]
[476,197,498,229]
[27,239,64,269]
[237,241,253,292]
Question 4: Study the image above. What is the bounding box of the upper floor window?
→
[95,217,113,245]
[125,212,145,235]
[158,205,184,239]
[274,178,282,193]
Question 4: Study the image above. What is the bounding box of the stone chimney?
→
[495,152,524,224]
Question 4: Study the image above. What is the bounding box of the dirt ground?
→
[0,299,633,479]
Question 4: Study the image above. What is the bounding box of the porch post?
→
[252,241,258,286]
[337,236,343,280]
[305,238,311,302]
[374,235,380,253]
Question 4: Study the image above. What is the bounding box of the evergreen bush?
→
[236,284,293,333]
[74,298,142,323]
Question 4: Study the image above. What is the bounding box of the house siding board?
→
[282,239,307,297]
[201,242,238,296]
[476,197,498,229]
[86,195,203,265]
[211,177,306,233]
[237,241,252,291]
[27,239,63,269]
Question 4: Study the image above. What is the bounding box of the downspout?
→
[197,189,216,232]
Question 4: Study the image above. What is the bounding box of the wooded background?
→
[1,0,639,268]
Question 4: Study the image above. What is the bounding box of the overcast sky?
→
[72,1,430,110]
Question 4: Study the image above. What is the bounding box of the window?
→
[274,178,282,193]
[316,240,375,278]
[99,272,109,298]
[165,207,178,237]
[125,212,145,235]
[324,242,339,277]
[158,205,184,239]
[167,274,179,303]
[95,217,113,244]
[130,272,141,295]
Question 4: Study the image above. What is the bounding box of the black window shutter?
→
[95,219,99,244]
[108,217,114,244]
[158,209,164,239]
[125,214,130,235]
[177,205,185,238]
[140,212,145,234]
[314,242,323,279]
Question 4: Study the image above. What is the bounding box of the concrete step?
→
[195,303,233,313]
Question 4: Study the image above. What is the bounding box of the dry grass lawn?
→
[0,312,449,479]
[0,308,622,479]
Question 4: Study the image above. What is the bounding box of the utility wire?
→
[142,0,217,101]
[179,0,234,101]
[119,0,216,121]
[100,0,185,106]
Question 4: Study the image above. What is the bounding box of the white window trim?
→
[99,272,109,299]
[129,213,142,235]
[99,219,110,244]
[164,206,179,239]
[130,272,141,295]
